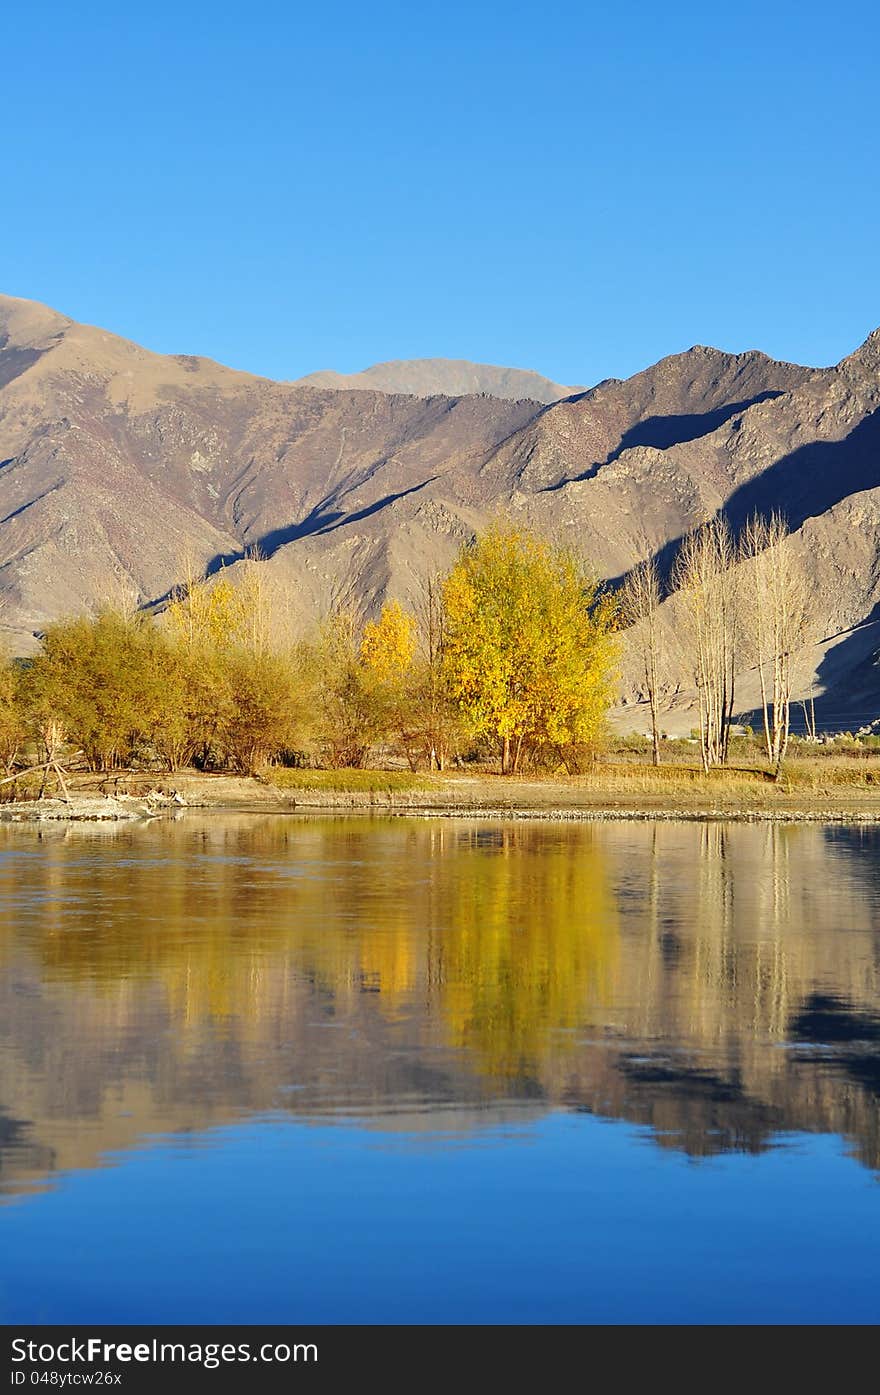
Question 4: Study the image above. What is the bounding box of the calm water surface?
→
[0,814,878,1323]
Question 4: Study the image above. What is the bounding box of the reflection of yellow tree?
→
[4,823,309,1030]
[1,822,435,1035]
[3,818,880,1181]
[8,818,874,1096]
[436,828,618,1079]
[37,818,871,1113]
[0,821,618,1086]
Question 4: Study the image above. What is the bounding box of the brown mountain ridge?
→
[1,293,879,726]
[295,357,573,403]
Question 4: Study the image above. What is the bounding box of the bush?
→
[216,649,302,774]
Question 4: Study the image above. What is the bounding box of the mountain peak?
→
[843,326,880,373]
[295,358,571,404]
[0,292,72,349]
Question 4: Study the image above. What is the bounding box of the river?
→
[1,814,878,1322]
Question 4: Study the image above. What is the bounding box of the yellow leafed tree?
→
[360,600,417,682]
[166,569,244,653]
[0,650,24,775]
[361,594,465,772]
[442,524,618,773]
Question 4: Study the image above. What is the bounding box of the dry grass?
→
[8,748,876,814]
[267,768,430,794]
[773,756,880,791]
[567,754,880,802]
[580,764,770,799]
[264,753,880,810]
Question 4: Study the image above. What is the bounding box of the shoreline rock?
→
[0,790,186,823]
[388,806,880,824]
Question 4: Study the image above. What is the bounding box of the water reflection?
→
[0,815,878,1200]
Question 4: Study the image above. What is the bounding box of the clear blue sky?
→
[4,2,878,385]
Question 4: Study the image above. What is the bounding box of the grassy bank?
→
[268,769,431,794]
[263,749,880,796]
[257,755,880,817]
[6,752,880,820]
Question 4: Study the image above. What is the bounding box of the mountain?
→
[0,294,538,644]
[295,358,572,403]
[1,291,879,724]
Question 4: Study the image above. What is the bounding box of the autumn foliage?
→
[0,526,620,779]
[442,526,618,772]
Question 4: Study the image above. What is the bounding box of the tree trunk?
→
[512,733,524,775]
[648,650,661,766]
[758,659,771,761]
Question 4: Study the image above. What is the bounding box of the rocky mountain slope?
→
[295,357,571,403]
[1,292,879,723]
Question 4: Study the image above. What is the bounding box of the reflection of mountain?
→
[0,816,878,1199]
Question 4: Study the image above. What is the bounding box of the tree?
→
[163,558,295,770]
[163,578,231,768]
[0,652,24,775]
[671,517,739,772]
[23,612,158,771]
[619,552,664,766]
[165,567,244,653]
[231,548,276,658]
[313,609,386,768]
[741,513,810,774]
[217,648,301,774]
[410,570,465,771]
[360,600,417,685]
[442,525,618,774]
[361,588,467,773]
[143,631,224,772]
[360,600,421,768]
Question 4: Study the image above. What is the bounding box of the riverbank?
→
[0,789,187,822]
[7,764,880,822]
[264,761,880,819]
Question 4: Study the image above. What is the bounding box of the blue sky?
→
[4,2,878,385]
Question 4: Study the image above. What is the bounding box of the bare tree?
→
[672,517,739,772]
[740,513,810,775]
[620,552,664,766]
[236,545,275,657]
[411,569,463,771]
[168,548,207,649]
[741,514,774,761]
[100,562,141,621]
[801,680,817,743]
